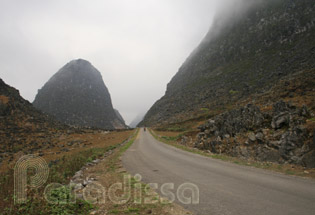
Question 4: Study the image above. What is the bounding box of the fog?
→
[0,0,250,125]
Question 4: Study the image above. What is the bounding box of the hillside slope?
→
[0,78,69,165]
[141,0,315,126]
[114,109,127,129]
[33,59,126,130]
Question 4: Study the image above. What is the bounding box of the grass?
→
[109,209,121,214]
[149,129,315,179]
[126,207,140,213]
[229,90,239,95]
[87,128,191,215]
[0,150,100,215]
[150,129,229,161]
[0,130,134,215]
[161,135,181,142]
[107,129,139,172]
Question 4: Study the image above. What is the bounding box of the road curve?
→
[122,129,315,215]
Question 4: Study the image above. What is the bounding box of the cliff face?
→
[33,59,126,129]
[141,0,315,126]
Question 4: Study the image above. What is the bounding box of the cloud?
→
[0,0,241,124]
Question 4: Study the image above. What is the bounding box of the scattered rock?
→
[272,112,290,129]
[195,101,314,167]
[92,159,100,164]
[248,133,256,142]
[302,151,315,168]
[256,132,264,143]
[180,136,189,145]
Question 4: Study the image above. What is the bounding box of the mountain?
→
[0,78,68,164]
[141,0,315,126]
[114,109,127,129]
[129,112,145,128]
[33,59,126,130]
[0,78,65,131]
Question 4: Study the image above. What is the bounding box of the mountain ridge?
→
[141,0,315,126]
[33,59,126,130]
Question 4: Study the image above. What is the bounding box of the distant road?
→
[122,129,315,215]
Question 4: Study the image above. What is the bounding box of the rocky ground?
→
[193,69,315,168]
[153,69,315,172]
[195,101,315,167]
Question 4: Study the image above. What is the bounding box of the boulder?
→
[248,132,256,142]
[302,151,315,168]
[271,112,290,129]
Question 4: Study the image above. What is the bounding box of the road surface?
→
[122,129,315,215]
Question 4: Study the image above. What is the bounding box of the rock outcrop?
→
[141,0,315,126]
[195,101,315,167]
[33,59,126,130]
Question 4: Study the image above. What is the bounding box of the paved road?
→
[122,129,315,215]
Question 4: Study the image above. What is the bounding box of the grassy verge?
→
[84,129,192,215]
[149,129,230,161]
[0,130,134,215]
[149,129,315,179]
[108,128,140,171]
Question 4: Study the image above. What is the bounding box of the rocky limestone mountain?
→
[141,0,315,126]
[33,59,126,130]
[173,68,315,168]
[114,109,127,129]
[0,78,69,164]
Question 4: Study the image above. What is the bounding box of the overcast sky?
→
[0,0,236,125]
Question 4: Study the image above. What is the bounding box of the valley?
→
[1,0,315,214]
